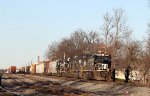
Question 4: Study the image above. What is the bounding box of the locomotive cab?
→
[94,54,111,71]
[92,54,111,80]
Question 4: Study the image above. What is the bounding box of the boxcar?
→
[36,63,46,74]
[25,66,31,74]
[10,66,16,73]
[21,67,26,73]
[48,61,58,75]
[30,64,36,74]
[36,63,43,74]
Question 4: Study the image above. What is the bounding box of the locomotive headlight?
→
[102,54,104,56]
[107,69,109,71]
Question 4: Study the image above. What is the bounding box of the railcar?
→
[8,66,16,73]
[36,63,47,74]
[25,66,30,74]
[30,64,36,74]
[56,60,63,76]
[36,63,43,74]
[90,54,111,80]
[47,61,58,75]
[56,53,111,80]
[21,67,26,73]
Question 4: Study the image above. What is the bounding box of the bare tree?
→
[138,23,150,84]
[101,8,132,68]
[84,31,102,54]
[139,0,150,84]
[124,40,143,68]
[70,29,87,56]
[46,29,103,61]
[112,9,132,57]
[46,41,59,60]
[101,12,114,53]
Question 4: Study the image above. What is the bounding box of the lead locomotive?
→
[57,53,111,80]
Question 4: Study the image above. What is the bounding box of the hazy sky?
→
[0,0,150,69]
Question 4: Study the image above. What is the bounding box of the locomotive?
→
[56,53,111,80]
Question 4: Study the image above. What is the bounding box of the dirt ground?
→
[1,74,96,96]
[1,74,150,96]
[0,88,17,96]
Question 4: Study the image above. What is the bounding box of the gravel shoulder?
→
[1,74,150,96]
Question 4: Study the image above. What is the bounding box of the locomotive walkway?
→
[1,74,150,96]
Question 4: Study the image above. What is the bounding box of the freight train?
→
[7,53,112,80]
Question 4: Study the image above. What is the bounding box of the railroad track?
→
[1,74,98,95]
[0,75,21,96]
[2,74,146,96]
[0,86,21,96]
[1,74,54,95]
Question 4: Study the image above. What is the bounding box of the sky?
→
[0,0,150,69]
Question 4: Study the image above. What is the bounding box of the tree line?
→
[46,8,150,83]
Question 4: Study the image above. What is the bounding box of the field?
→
[1,74,150,96]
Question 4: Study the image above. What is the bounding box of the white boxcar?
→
[48,61,57,75]
[36,63,43,74]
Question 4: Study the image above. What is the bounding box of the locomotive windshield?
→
[94,55,110,62]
